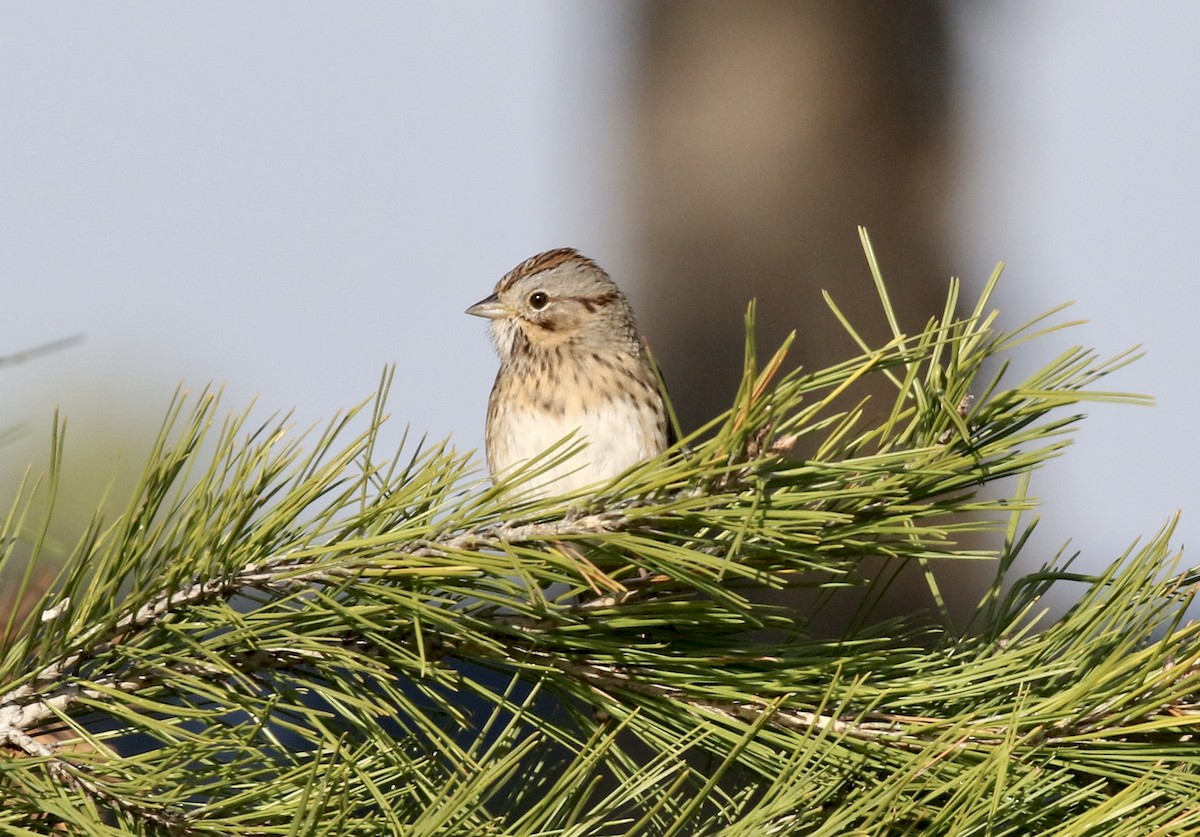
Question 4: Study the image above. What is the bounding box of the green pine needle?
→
[1,233,1191,835]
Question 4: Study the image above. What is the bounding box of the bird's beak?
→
[465,293,509,320]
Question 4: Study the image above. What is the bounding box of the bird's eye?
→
[528,291,549,310]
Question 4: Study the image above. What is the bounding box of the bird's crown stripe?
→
[498,248,601,292]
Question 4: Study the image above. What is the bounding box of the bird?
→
[466,248,670,503]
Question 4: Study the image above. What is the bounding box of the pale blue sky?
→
[952,2,1200,571]
[0,3,633,478]
[2,3,1198,574]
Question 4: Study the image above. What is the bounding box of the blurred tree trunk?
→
[630,1,970,628]
[632,0,955,432]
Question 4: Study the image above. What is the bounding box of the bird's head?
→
[466,248,639,362]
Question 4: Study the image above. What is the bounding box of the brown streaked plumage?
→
[466,248,669,500]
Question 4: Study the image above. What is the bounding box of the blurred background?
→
[2,2,1197,616]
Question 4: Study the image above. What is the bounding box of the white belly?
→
[490,398,661,498]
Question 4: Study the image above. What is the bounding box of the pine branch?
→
[3,234,1195,836]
